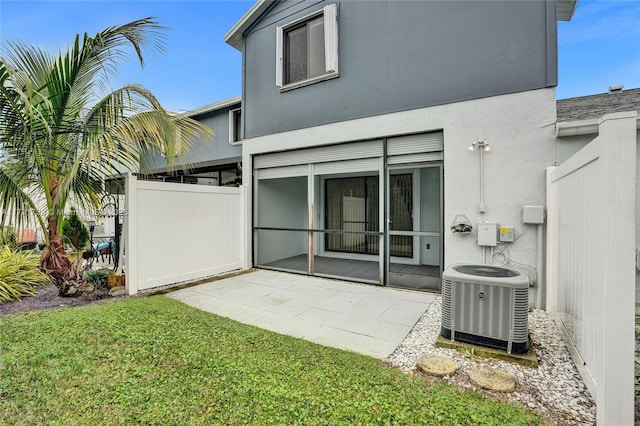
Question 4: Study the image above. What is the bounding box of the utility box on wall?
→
[499,227,515,243]
[522,205,544,224]
[477,222,497,246]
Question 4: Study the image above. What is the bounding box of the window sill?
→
[279,71,338,92]
[228,140,243,146]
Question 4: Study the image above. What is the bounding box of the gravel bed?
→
[386,297,596,425]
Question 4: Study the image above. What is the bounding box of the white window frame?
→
[228,107,242,145]
[276,3,338,91]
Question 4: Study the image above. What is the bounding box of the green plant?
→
[83,268,113,289]
[0,226,17,248]
[0,19,210,287]
[0,246,49,303]
[62,209,90,252]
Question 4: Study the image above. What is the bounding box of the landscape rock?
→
[467,367,516,393]
[386,297,597,425]
[416,354,457,377]
[108,286,126,297]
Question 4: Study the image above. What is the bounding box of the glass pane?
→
[325,176,378,255]
[389,174,412,257]
[285,25,307,84]
[256,229,308,274]
[388,167,442,291]
[390,235,412,257]
[312,231,382,284]
[389,235,441,290]
[257,176,307,228]
[418,166,440,267]
[419,167,440,233]
[232,110,241,142]
[307,17,325,78]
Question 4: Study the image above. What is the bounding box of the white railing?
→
[124,175,245,293]
[546,111,637,425]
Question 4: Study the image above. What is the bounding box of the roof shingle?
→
[556,88,640,122]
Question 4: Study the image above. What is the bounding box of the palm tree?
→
[0,18,212,288]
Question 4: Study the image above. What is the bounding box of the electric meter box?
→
[477,222,497,246]
[499,227,515,243]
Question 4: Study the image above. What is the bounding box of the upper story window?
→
[276,4,338,90]
[228,107,242,144]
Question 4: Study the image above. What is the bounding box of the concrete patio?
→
[168,269,437,358]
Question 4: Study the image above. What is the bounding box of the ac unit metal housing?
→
[441,264,529,354]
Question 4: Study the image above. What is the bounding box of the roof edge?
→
[557,0,578,21]
[225,0,275,50]
[556,115,640,137]
[182,96,241,117]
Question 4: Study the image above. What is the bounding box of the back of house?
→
[226,0,577,292]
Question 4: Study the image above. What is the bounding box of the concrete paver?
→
[168,269,437,358]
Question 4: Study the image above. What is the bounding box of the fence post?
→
[545,166,558,312]
[598,111,636,425]
[124,173,138,295]
[240,184,250,270]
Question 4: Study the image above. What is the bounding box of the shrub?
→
[83,268,113,289]
[62,208,89,251]
[0,246,50,303]
[0,226,17,248]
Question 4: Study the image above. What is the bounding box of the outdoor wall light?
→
[469,139,491,151]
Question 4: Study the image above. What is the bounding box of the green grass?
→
[1,296,545,425]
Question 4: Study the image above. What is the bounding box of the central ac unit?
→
[440,264,529,354]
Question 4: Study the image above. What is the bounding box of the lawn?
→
[1,296,545,425]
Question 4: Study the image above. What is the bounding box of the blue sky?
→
[1,0,639,112]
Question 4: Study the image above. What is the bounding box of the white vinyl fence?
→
[124,175,245,293]
[546,111,637,425]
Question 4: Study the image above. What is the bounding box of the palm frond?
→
[0,163,46,236]
[80,85,212,172]
[0,17,205,277]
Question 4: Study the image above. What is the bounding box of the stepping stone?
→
[416,355,457,377]
[468,367,516,392]
[109,286,126,297]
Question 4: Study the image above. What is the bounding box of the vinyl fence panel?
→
[546,111,637,425]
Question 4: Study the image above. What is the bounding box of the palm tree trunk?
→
[41,215,74,290]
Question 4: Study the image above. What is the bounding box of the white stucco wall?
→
[242,88,580,300]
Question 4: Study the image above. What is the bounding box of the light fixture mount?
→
[469,139,490,152]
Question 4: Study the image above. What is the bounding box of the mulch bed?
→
[0,282,122,316]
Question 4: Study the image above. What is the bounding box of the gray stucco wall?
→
[242,0,558,139]
[141,103,242,173]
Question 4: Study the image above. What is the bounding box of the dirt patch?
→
[0,282,125,316]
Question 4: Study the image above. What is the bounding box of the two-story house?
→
[140,96,243,186]
[222,0,577,300]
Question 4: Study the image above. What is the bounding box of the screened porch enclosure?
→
[324,175,415,258]
[255,177,308,275]
[253,133,443,291]
[324,176,379,256]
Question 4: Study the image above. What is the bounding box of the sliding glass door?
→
[387,165,442,291]
[325,176,379,255]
